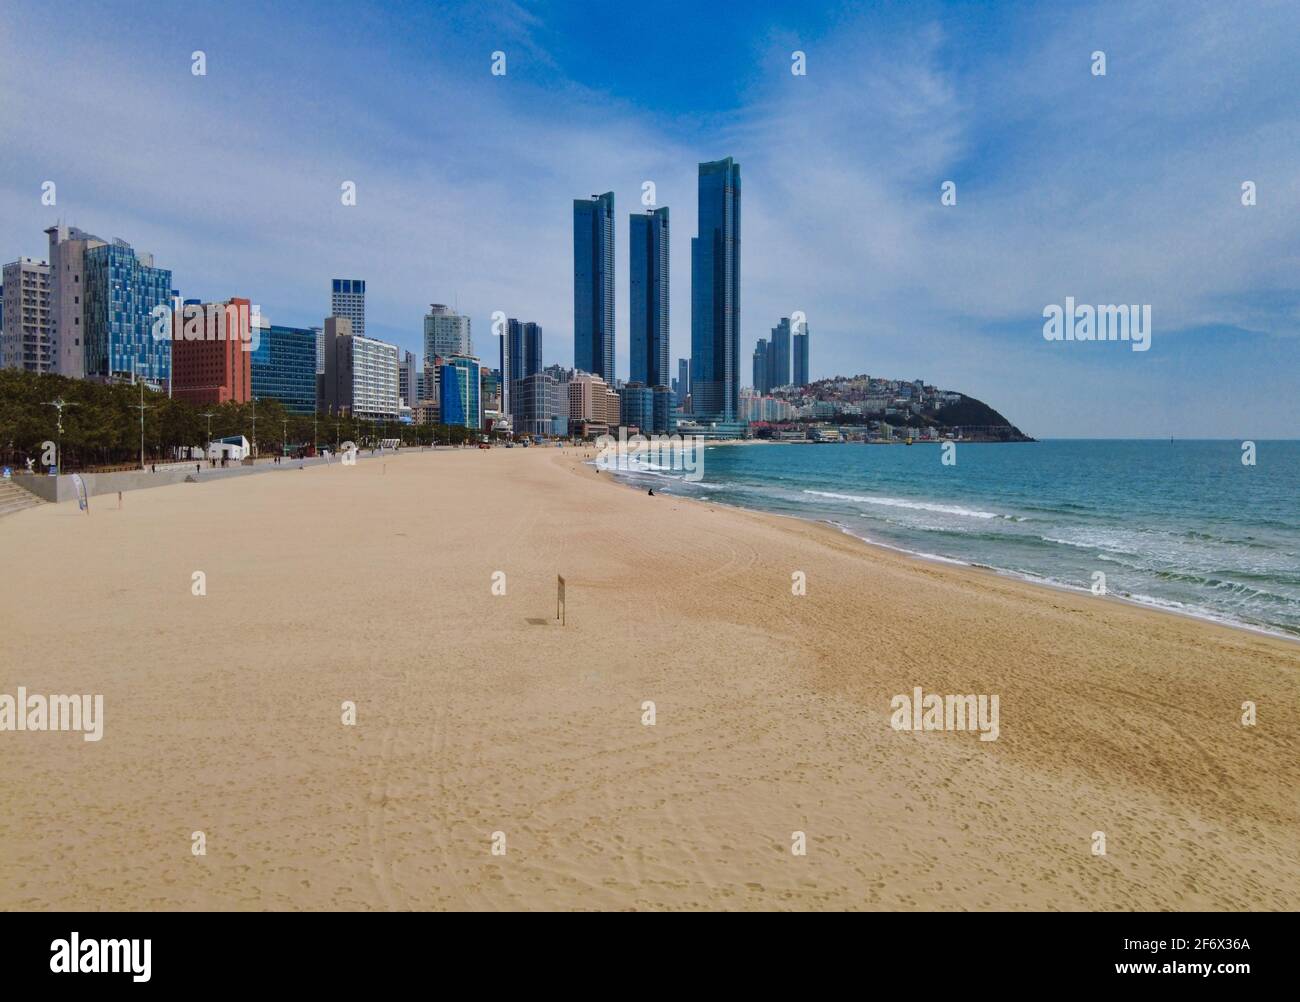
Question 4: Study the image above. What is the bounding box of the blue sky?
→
[1,0,1297,437]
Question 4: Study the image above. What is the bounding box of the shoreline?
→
[603,463,1300,646]
[2,445,1297,910]
[598,446,1300,646]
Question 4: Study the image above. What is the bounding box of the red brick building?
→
[172,298,252,406]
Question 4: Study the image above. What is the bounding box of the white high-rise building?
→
[423,304,471,366]
[1,257,53,372]
[331,279,366,338]
[313,325,324,375]
[320,315,399,421]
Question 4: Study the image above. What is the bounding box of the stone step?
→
[0,479,45,517]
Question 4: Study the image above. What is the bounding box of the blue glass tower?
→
[507,319,542,382]
[793,324,809,387]
[504,319,542,422]
[574,192,615,382]
[630,206,669,389]
[83,240,173,384]
[768,317,791,389]
[752,338,770,394]
[438,355,482,429]
[690,158,741,422]
[251,324,318,414]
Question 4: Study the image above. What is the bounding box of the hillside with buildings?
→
[739,374,1033,442]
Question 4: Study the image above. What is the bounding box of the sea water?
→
[610,439,1300,639]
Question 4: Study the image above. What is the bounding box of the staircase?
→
[0,478,45,518]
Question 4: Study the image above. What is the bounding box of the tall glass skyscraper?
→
[793,324,810,387]
[506,319,542,382]
[503,319,542,421]
[768,317,791,389]
[752,338,770,394]
[83,239,173,385]
[423,304,472,365]
[251,323,318,414]
[629,206,669,389]
[573,192,615,382]
[690,158,741,422]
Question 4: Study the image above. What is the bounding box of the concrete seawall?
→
[10,448,435,504]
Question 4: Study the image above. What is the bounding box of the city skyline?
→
[2,0,1298,437]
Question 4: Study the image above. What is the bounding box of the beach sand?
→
[1,446,1296,911]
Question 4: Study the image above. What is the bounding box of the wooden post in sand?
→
[557,575,566,625]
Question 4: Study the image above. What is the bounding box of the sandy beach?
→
[1,446,1296,911]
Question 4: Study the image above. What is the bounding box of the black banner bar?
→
[0,911,1281,989]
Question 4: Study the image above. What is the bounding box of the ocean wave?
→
[804,490,1001,519]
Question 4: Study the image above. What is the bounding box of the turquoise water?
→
[611,440,1300,639]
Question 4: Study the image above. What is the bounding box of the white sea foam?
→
[805,490,1000,520]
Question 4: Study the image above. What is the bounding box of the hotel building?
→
[567,371,621,437]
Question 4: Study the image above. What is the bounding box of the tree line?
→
[0,369,485,471]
